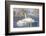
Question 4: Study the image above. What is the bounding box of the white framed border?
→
[10,5,43,33]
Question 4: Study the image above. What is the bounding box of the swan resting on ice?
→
[16,18,35,26]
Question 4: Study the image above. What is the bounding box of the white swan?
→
[17,18,35,26]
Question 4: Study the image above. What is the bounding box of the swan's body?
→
[16,18,35,26]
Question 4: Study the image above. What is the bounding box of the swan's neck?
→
[25,14,26,18]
